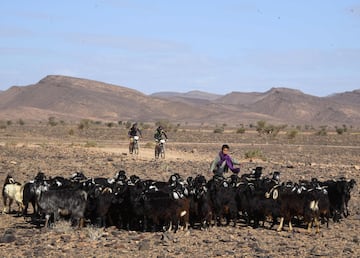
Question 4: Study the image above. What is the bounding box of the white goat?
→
[2,175,24,214]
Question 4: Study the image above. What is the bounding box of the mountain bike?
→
[155,139,166,159]
[129,136,139,155]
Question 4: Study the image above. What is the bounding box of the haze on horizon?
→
[1,1,360,97]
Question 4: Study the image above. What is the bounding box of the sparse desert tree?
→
[17,119,25,126]
[48,116,58,126]
[335,125,348,135]
[6,120,12,126]
[256,120,266,135]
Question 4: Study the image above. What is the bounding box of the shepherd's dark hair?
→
[222,144,230,150]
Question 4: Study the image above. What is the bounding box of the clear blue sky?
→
[1,0,359,96]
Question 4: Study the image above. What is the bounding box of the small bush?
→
[335,127,344,135]
[244,149,265,160]
[85,225,104,241]
[68,129,75,136]
[84,141,97,147]
[53,220,73,233]
[287,129,298,139]
[17,119,25,126]
[48,117,58,126]
[78,119,91,130]
[236,127,246,134]
[335,125,347,135]
[315,126,327,136]
[213,127,224,134]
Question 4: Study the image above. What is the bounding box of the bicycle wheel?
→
[160,145,165,159]
[129,142,134,154]
[155,145,160,159]
[133,141,139,155]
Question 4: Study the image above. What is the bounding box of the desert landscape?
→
[0,123,359,257]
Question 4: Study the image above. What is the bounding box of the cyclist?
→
[128,123,142,154]
[154,126,168,142]
[154,126,168,158]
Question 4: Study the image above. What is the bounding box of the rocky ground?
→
[0,125,359,257]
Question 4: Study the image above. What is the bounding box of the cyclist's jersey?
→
[128,127,141,137]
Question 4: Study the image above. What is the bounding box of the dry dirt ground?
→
[0,125,359,257]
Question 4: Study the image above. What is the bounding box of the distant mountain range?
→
[0,75,359,126]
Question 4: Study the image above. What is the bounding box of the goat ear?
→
[272,189,279,200]
[172,192,180,200]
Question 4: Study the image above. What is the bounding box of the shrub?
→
[53,220,73,234]
[48,117,58,126]
[213,127,224,134]
[335,127,344,135]
[244,149,265,160]
[85,225,104,241]
[315,126,327,136]
[256,120,266,134]
[68,129,75,136]
[236,127,246,134]
[335,125,347,135]
[78,119,91,130]
[287,129,298,139]
[17,119,25,126]
[84,141,97,147]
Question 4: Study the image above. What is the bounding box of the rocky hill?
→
[0,75,359,126]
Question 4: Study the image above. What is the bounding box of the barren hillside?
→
[0,75,359,126]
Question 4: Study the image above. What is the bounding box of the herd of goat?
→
[2,167,357,233]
